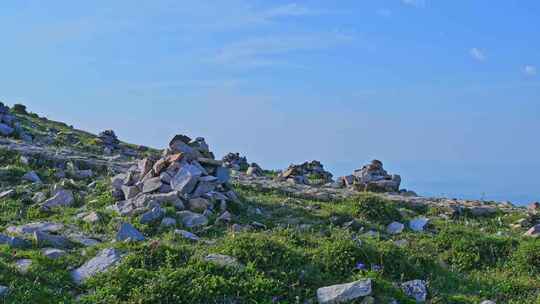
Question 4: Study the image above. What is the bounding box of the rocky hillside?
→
[0,102,539,304]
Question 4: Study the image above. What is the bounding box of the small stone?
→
[316,279,372,304]
[480,301,496,304]
[142,177,163,194]
[177,211,208,228]
[140,206,165,224]
[174,229,200,241]
[42,248,66,259]
[204,254,244,269]
[409,217,429,232]
[67,233,100,247]
[15,259,32,274]
[402,280,427,302]
[387,222,405,235]
[41,190,74,211]
[116,223,145,242]
[394,239,409,247]
[160,217,177,228]
[22,171,41,183]
[71,248,123,285]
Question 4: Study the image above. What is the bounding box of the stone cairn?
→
[338,160,401,192]
[109,134,238,228]
[222,152,249,171]
[0,103,32,142]
[276,160,334,185]
[98,130,120,154]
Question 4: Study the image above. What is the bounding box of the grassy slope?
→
[0,110,539,303]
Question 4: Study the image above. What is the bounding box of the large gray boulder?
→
[41,190,74,211]
[71,248,123,285]
[316,279,372,304]
[387,222,405,235]
[170,164,203,194]
[409,217,429,232]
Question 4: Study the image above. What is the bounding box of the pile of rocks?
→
[109,134,238,230]
[276,161,333,185]
[338,160,402,193]
[98,130,120,154]
[222,152,249,171]
[0,103,32,142]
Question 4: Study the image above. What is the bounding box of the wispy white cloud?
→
[470,48,486,61]
[523,65,537,76]
[212,32,355,68]
[402,0,427,8]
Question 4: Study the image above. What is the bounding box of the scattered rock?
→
[34,231,73,249]
[387,222,405,235]
[0,233,30,248]
[15,259,33,274]
[71,248,123,285]
[0,189,15,199]
[409,217,429,232]
[188,198,211,213]
[204,254,244,269]
[116,223,145,242]
[174,229,200,241]
[316,278,372,304]
[41,189,74,211]
[22,170,41,183]
[177,211,208,228]
[524,224,540,237]
[402,280,428,302]
[480,300,496,304]
[160,217,177,228]
[0,285,8,297]
[6,222,64,235]
[32,192,47,204]
[140,206,165,224]
[42,248,67,259]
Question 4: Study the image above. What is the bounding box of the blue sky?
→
[1,0,539,204]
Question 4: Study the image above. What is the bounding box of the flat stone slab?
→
[71,248,123,285]
[317,279,372,304]
[6,222,64,236]
[0,233,30,248]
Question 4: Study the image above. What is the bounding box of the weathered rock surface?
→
[0,233,30,248]
[387,222,405,235]
[116,223,145,242]
[71,248,123,285]
[204,254,244,269]
[316,279,372,304]
[41,190,74,210]
[410,218,429,232]
[177,211,208,228]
